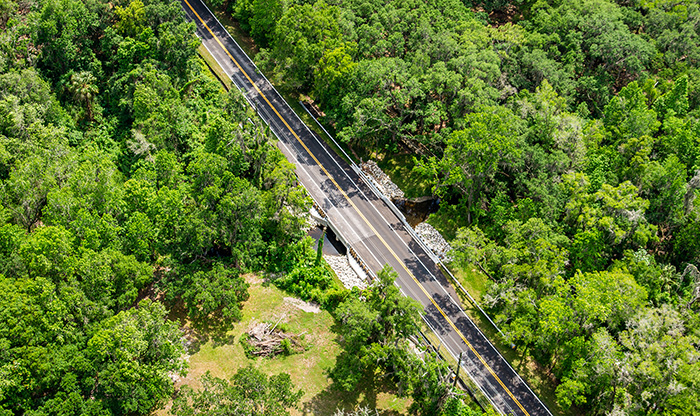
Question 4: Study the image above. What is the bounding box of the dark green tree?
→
[170,366,303,416]
[332,265,423,391]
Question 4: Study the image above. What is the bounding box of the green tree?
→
[75,248,153,312]
[454,218,569,299]
[613,249,681,306]
[558,305,700,415]
[18,224,75,280]
[268,0,342,89]
[517,80,586,168]
[658,114,699,172]
[644,2,700,67]
[332,265,423,391]
[435,106,524,223]
[171,366,303,416]
[562,173,657,256]
[3,147,74,232]
[571,270,647,332]
[314,43,357,108]
[34,0,102,82]
[640,155,687,226]
[249,0,284,46]
[654,75,690,121]
[603,81,660,145]
[168,263,249,330]
[529,0,655,111]
[0,274,80,412]
[0,68,68,149]
[0,0,323,413]
[87,300,187,415]
[409,356,467,416]
[674,215,700,266]
[114,0,147,38]
[43,146,124,228]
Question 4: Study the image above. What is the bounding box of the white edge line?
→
[186,3,550,414]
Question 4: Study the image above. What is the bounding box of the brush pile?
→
[243,320,305,358]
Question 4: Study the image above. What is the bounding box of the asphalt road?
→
[179,1,552,414]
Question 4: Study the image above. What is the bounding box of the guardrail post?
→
[189,13,545,412]
[454,352,463,387]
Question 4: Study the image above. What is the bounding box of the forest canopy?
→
[0,0,314,413]
[225,0,700,413]
[2,0,700,414]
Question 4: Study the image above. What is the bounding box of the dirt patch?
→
[244,273,263,285]
[284,297,321,313]
[473,4,523,26]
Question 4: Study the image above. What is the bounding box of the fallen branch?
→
[242,320,306,358]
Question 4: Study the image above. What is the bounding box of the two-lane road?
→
[179,1,552,414]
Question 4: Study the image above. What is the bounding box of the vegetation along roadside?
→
[1,0,700,414]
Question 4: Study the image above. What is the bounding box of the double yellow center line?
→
[181,1,530,414]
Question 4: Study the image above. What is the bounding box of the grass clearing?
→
[351,144,433,199]
[426,207,470,242]
[197,44,231,90]
[443,262,489,304]
[176,274,410,416]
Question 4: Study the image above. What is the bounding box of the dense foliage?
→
[171,366,304,416]
[0,0,311,413]
[269,236,347,308]
[4,0,700,412]
[332,266,481,416]
[225,0,700,413]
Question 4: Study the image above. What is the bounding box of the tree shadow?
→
[301,372,406,416]
[167,298,236,354]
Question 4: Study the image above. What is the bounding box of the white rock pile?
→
[415,222,453,262]
[324,254,367,290]
[361,160,404,199]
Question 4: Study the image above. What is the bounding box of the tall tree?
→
[332,265,423,391]
[171,366,303,416]
[432,106,524,223]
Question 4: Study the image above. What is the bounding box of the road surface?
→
[179,1,552,414]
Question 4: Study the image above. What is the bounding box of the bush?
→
[270,238,348,309]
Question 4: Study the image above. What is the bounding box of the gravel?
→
[324,254,367,290]
[312,160,454,285]
[361,160,405,199]
[415,222,453,262]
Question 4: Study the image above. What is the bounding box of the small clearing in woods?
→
[175,273,411,416]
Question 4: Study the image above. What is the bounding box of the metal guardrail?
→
[299,102,558,416]
[298,101,442,266]
[192,7,549,413]
[298,101,505,325]
[439,264,513,347]
[248,100,376,284]
[419,316,497,412]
